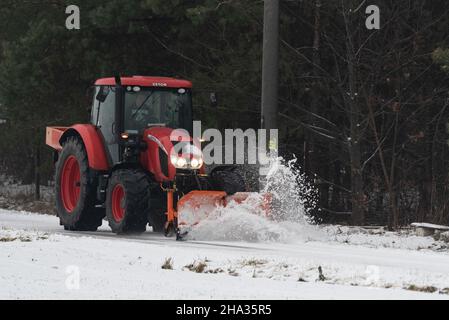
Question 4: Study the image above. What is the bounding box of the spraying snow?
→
[184,157,322,242]
[262,156,317,224]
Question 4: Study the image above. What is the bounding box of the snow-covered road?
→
[0,209,448,299]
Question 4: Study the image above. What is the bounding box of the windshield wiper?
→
[131,91,155,119]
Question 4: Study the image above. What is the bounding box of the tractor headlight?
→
[190,158,199,169]
[190,157,203,169]
[170,155,203,169]
[176,157,187,168]
[171,155,187,168]
[170,143,203,170]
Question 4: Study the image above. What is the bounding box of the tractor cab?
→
[45,75,258,238]
[90,76,193,165]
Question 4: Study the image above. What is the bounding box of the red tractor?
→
[46,76,261,238]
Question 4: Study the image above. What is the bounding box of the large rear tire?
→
[106,169,150,234]
[55,137,104,231]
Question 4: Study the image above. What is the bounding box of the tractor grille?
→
[175,172,211,194]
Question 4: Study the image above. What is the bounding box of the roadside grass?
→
[0,235,32,242]
[0,231,49,243]
[0,190,56,215]
[240,258,268,267]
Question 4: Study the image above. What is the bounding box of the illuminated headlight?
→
[177,157,187,168]
[190,159,203,169]
[190,158,203,169]
[171,155,187,168]
[170,155,203,169]
[190,158,199,168]
[170,143,203,170]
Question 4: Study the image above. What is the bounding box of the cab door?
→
[91,86,120,165]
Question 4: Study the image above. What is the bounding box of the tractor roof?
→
[95,76,192,88]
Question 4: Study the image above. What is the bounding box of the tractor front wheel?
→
[106,169,150,234]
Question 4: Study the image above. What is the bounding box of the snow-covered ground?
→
[1,209,448,300]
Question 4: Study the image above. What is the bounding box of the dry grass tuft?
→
[161,257,174,270]
[406,284,438,293]
[184,260,208,273]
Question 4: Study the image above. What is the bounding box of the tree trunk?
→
[349,137,365,225]
[344,5,365,225]
[34,144,40,201]
[330,157,341,211]
[304,0,321,176]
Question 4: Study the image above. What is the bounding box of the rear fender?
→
[59,124,110,171]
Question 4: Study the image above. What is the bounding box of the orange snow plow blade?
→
[177,190,272,232]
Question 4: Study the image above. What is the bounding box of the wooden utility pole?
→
[261,0,279,131]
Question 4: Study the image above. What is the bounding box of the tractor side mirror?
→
[210,92,218,107]
[86,86,95,113]
[96,86,110,103]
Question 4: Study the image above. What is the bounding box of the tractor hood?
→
[140,126,204,182]
[144,126,180,154]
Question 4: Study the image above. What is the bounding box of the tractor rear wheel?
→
[106,169,150,234]
[55,137,104,231]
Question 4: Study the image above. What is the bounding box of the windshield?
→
[124,88,193,133]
